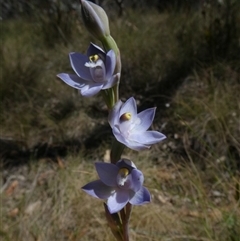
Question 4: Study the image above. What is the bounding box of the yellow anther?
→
[118,168,129,178]
[89,54,99,62]
[120,112,131,121]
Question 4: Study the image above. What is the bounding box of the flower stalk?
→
[104,203,123,241]
[120,203,132,241]
[110,139,125,164]
[57,1,167,241]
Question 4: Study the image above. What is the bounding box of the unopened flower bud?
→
[80,0,110,40]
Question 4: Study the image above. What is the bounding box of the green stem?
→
[120,204,132,241]
[120,209,128,241]
[101,88,115,110]
[110,139,125,164]
[101,35,119,56]
[113,82,119,103]
[104,203,123,241]
[125,203,132,221]
[101,35,122,94]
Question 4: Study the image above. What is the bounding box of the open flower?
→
[108,97,166,151]
[57,43,120,97]
[82,159,150,214]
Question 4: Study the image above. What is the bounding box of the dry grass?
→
[1,154,239,241]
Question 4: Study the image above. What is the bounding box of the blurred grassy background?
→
[1,0,240,240]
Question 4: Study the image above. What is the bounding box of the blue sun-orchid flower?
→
[57,43,120,97]
[108,97,166,151]
[82,159,151,214]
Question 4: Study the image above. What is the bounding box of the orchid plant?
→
[57,1,166,240]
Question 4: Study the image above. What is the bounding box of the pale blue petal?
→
[80,83,103,97]
[107,189,129,213]
[112,127,149,151]
[69,53,92,80]
[57,73,86,89]
[119,97,137,117]
[105,50,116,80]
[112,126,129,145]
[133,108,156,132]
[126,142,150,151]
[108,101,123,127]
[95,162,119,187]
[129,186,151,205]
[82,180,113,199]
[102,73,120,89]
[130,131,166,145]
[128,169,144,192]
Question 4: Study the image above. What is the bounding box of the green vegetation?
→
[1,1,240,240]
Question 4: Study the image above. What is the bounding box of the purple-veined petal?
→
[57,73,86,89]
[133,108,156,132]
[87,43,105,58]
[119,97,137,118]
[82,180,113,199]
[102,73,120,89]
[108,101,123,127]
[107,189,129,213]
[105,50,116,80]
[80,82,103,97]
[130,131,166,145]
[129,186,151,205]
[128,169,144,192]
[69,53,92,80]
[95,162,119,187]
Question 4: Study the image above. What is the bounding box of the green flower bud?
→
[80,0,110,40]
